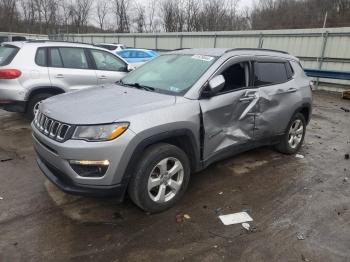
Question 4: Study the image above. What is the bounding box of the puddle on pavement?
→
[0,148,18,162]
[218,151,282,175]
[45,180,128,225]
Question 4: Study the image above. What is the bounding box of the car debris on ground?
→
[340,107,350,112]
[219,211,253,226]
[295,154,305,159]
[183,214,191,220]
[297,233,305,240]
[242,222,251,231]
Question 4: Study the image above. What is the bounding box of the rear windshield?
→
[0,45,19,66]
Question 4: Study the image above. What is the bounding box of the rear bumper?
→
[0,100,26,112]
[36,154,127,200]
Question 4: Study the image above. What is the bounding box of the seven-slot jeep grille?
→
[34,111,71,142]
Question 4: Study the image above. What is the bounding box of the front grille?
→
[34,111,71,142]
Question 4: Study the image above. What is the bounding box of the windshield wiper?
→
[121,82,155,92]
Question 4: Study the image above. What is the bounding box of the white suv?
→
[0,41,131,119]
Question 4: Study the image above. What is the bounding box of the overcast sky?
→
[238,0,256,11]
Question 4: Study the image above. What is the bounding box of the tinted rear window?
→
[97,45,116,51]
[35,48,47,66]
[12,36,26,41]
[0,45,19,66]
[254,62,289,86]
[0,36,9,43]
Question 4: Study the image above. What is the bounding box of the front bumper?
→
[32,122,136,198]
[36,155,127,199]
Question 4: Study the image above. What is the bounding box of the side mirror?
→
[127,64,135,72]
[208,75,225,95]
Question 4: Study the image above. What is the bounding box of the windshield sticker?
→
[191,55,214,62]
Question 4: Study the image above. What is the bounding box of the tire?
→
[128,143,191,213]
[275,112,306,154]
[25,93,53,120]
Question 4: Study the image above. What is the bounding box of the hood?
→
[40,84,176,125]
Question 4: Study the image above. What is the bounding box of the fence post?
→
[133,35,136,48]
[258,33,264,48]
[214,33,217,48]
[155,34,158,50]
[180,33,183,49]
[316,31,329,87]
[319,31,329,70]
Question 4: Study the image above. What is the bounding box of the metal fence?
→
[0,32,48,40]
[51,27,350,91]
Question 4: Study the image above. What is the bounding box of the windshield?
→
[0,45,19,66]
[121,54,217,95]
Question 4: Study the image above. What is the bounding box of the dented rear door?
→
[199,57,258,160]
[253,57,300,139]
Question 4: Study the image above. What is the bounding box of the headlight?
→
[72,123,129,142]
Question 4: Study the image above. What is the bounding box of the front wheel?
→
[275,113,306,154]
[128,143,191,213]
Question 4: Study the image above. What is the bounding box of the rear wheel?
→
[128,143,191,213]
[275,113,306,154]
[26,93,53,120]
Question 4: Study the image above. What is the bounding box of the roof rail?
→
[25,40,93,46]
[225,48,289,55]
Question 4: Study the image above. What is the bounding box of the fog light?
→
[69,160,110,177]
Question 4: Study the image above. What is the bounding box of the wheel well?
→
[27,87,65,104]
[299,107,310,124]
[153,135,198,172]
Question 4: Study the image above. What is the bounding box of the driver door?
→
[199,57,259,161]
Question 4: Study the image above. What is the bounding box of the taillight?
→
[0,69,22,79]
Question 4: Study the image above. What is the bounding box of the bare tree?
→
[71,0,93,33]
[134,3,146,33]
[113,0,130,33]
[96,0,109,32]
[0,0,19,32]
[146,0,158,32]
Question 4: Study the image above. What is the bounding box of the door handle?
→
[239,95,256,102]
[279,88,297,94]
[55,74,64,78]
[98,75,107,79]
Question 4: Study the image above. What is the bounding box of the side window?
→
[12,36,26,41]
[90,49,126,71]
[137,51,151,58]
[35,48,46,66]
[285,62,294,79]
[49,48,63,67]
[119,51,129,58]
[59,48,89,69]
[254,62,289,86]
[219,61,251,93]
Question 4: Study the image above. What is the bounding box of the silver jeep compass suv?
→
[32,48,312,213]
[0,41,130,119]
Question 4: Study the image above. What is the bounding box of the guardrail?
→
[304,69,350,81]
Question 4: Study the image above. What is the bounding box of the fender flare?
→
[119,128,201,186]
